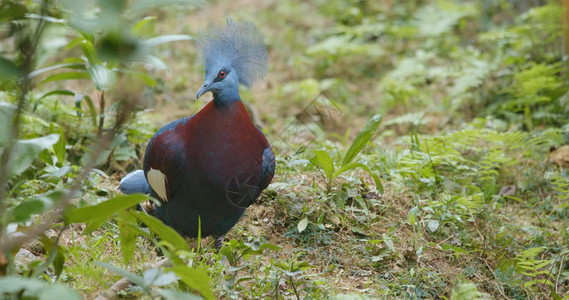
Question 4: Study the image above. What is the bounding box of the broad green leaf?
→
[342,114,382,166]
[450,281,486,300]
[0,276,80,300]
[41,71,91,84]
[80,39,101,65]
[50,124,66,165]
[0,276,44,294]
[0,102,16,146]
[133,16,157,34]
[259,242,282,252]
[39,284,81,300]
[81,95,98,126]
[427,220,439,232]
[96,262,148,289]
[0,57,22,79]
[297,217,308,233]
[65,37,85,50]
[142,34,194,47]
[132,210,190,252]
[87,64,116,91]
[313,149,335,179]
[6,134,60,180]
[65,194,146,224]
[40,89,75,99]
[29,63,85,79]
[143,268,178,286]
[11,191,64,222]
[170,265,214,300]
[117,210,138,265]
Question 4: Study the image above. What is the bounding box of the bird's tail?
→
[119,169,151,194]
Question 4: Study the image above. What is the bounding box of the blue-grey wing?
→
[259,146,275,190]
[119,169,151,194]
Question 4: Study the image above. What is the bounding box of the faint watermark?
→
[278,91,343,155]
[225,148,267,208]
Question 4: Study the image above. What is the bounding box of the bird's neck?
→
[213,88,241,107]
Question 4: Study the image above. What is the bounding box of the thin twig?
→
[435,234,455,248]
[556,254,565,294]
[289,275,300,300]
[483,258,508,299]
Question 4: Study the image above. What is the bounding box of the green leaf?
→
[0,57,22,79]
[5,134,60,180]
[313,149,335,179]
[40,89,75,99]
[142,34,194,47]
[133,16,157,34]
[80,39,102,65]
[52,247,65,278]
[157,289,203,300]
[81,95,98,126]
[39,284,82,300]
[259,242,282,252]
[297,217,308,233]
[0,276,80,300]
[450,281,486,300]
[11,191,64,222]
[132,210,190,252]
[427,220,439,232]
[117,211,138,265]
[65,194,146,231]
[0,102,16,147]
[50,125,66,165]
[87,64,116,91]
[41,71,91,84]
[96,262,148,289]
[342,114,382,166]
[408,206,418,226]
[170,265,214,300]
[29,63,85,79]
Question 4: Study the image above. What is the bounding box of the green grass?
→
[1,0,568,299]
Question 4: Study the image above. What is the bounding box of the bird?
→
[119,20,275,246]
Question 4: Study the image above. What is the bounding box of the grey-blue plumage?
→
[197,19,268,88]
[119,170,151,194]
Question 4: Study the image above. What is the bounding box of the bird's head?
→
[196,20,268,101]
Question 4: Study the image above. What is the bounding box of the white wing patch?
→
[147,168,169,202]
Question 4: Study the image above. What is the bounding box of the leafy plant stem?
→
[0,0,50,227]
[289,275,300,300]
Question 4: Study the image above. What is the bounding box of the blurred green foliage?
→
[0,0,568,299]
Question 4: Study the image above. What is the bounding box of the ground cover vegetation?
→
[0,0,568,299]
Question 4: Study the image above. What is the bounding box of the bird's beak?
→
[196,83,209,99]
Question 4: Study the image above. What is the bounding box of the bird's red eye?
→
[219,70,226,78]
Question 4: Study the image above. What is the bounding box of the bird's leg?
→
[214,235,225,250]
